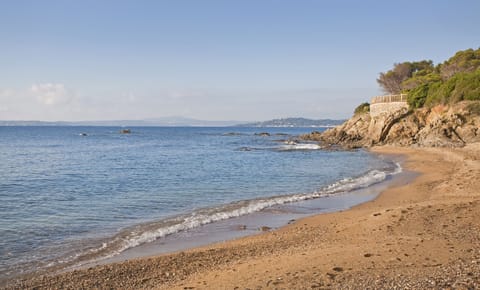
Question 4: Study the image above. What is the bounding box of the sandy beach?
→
[6,144,480,289]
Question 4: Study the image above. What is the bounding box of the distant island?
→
[236,117,345,127]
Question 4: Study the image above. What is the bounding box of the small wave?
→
[95,162,402,258]
[49,163,399,277]
[323,169,387,193]
[54,162,402,270]
[279,143,322,150]
[238,142,322,152]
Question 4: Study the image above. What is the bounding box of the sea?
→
[0,126,401,281]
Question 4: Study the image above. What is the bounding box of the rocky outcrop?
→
[254,132,271,137]
[301,101,480,148]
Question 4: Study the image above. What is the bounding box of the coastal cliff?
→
[302,101,480,148]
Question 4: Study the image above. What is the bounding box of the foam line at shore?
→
[99,162,402,259]
[38,161,402,274]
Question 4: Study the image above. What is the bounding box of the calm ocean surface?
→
[0,126,399,279]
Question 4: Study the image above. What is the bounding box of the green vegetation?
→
[354,102,370,114]
[377,48,480,109]
[407,84,429,109]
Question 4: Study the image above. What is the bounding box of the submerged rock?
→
[222,132,243,136]
[238,147,254,151]
[259,226,272,232]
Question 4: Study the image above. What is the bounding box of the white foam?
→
[279,143,322,150]
[393,162,403,174]
[112,162,402,254]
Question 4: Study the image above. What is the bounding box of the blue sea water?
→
[0,126,399,279]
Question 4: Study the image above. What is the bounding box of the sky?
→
[0,0,479,122]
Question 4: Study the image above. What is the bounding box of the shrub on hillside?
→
[354,102,370,114]
[422,69,480,106]
[407,84,429,109]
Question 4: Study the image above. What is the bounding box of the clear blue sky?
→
[0,0,479,121]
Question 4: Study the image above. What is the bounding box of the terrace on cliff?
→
[369,94,408,117]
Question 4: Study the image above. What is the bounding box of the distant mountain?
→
[237,117,345,127]
[0,117,241,127]
[0,117,345,127]
[0,120,71,126]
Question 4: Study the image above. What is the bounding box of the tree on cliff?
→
[439,48,480,80]
[377,61,433,94]
[376,48,480,109]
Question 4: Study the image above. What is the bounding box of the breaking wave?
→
[237,141,323,152]
[36,161,402,273]
[90,162,402,261]
[278,143,322,150]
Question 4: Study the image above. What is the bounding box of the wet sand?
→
[6,144,480,289]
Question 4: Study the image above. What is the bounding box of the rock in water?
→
[254,132,271,137]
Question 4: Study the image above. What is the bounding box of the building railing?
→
[371,94,408,104]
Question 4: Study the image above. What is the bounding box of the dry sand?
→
[6,144,480,289]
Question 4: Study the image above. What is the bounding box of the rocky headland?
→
[301,101,480,148]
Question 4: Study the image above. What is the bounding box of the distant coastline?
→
[236,117,345,128]
[0,117,345,128]
[0,118,239,127]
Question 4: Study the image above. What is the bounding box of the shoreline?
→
[84,158,404,269]
[1,146,399,283]
[6,144,480,289]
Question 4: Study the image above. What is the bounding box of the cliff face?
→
[302,101,480,148]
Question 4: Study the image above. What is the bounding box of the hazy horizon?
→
[1,1,479,121]
[0,115,347,125]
